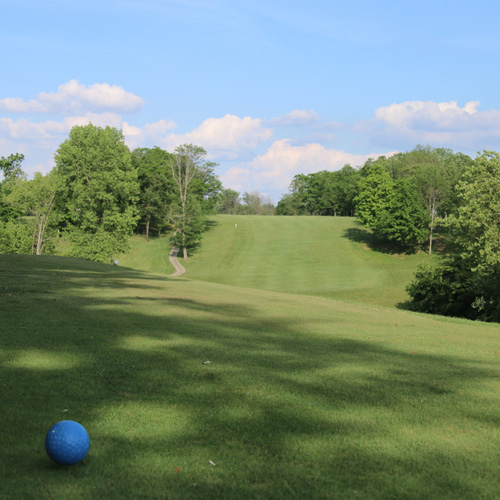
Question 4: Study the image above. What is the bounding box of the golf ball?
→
[45,420,90,465]
[113,260,119,266]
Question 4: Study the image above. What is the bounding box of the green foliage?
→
[378,180,429,252]
[54,124,140,262]
[279,167,360,216]
[5,172,60,255]
[169,144,221,258]
[0,153,26,222]
[0,153,25,183]
[132,146,175,239]
[0,220,32,254]
[355,161,394,231]
[407,151,500,321]
[216,188,241,214]
[170,195,206,250]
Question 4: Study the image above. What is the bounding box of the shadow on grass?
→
[343,227,418,255]
[1,254,500,499]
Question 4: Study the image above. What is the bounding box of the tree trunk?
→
[36,221,44,255]
[428,200,435,255]
[183,246,188,261]
[31,223,37,255]
[146,216,150,242]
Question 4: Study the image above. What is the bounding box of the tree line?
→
[276,145,472,254]
[0,124,277,263]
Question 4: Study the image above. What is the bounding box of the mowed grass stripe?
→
[182,215,429,306]
[1,255,500,499]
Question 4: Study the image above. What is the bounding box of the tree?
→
[378,180,429,252]
[6,172,60,255]
[333,165,360,216]
[54,124,139,262]
[0,153,32,254]
[407,151,500,321]
[276,193,299,215]
[412,163,448,254]
[217,188,241,214]
[355,162,395,241]
[239,192,275,215]
[169,144,213,260]
[132,147,174,241]
[0,153,26,222]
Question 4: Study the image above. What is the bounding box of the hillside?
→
[119,216,431,307]
[2,254,500,499]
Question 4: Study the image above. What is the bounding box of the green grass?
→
[2,254,500,499]
[180,215,430,307]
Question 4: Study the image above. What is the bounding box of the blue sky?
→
[2,0,500,201]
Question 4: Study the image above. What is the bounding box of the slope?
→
[181,215,430,307]
[2,254,500,499]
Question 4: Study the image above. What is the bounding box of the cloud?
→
[0,114,175,177]
[268,109,321,126]
[123,119,177,150]
[362,100,500,150]
[0,80,144,115]
[221,139,394,196]
[163,114,273,159]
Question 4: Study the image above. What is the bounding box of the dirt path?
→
[169,246,186,276]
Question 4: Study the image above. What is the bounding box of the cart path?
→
[169,246,186,276]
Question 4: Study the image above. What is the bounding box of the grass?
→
[173,215,429,307]
[2,254,500,499]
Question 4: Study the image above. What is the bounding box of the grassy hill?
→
[2,254,500,499]
[119,216,431,307]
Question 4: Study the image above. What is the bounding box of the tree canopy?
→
[54,124,140,262]
[406,151,500,321]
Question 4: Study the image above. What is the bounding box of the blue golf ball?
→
[45,420,90,465]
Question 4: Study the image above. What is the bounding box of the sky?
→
[2,0,500,202]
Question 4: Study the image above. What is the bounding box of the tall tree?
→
[169,144,213,260]
[355,162,395,241]
[132,147,174,241]
[54,124,139,262]
[412,163,447,254]
[378,179,429,252]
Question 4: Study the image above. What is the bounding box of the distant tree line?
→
[276,165,359,217]
[216,189,275,216]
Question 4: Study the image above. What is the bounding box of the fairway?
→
[182,216,430,307]
[2,255,500,499]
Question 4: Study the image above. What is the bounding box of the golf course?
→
[118,216,430,308]
[2,216,500,499]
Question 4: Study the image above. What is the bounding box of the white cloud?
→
[364,100,500,150]
[0,80,144,115]
[221,139,394,196]
[123,119,177,150]
[269,109,321,126]
[0,113,165,177]
[163,114,273,158]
